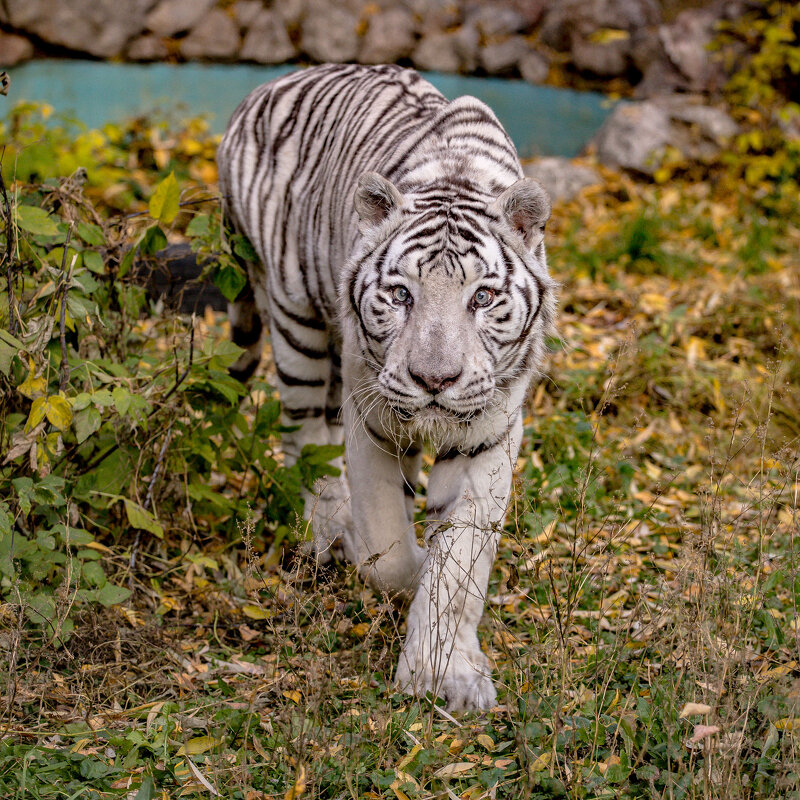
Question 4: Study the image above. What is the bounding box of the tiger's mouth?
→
[391,399,484,424]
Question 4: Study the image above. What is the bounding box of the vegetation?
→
[1,13,799,797]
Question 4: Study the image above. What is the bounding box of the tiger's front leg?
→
[395,413,522,711]
[341,400,427,596]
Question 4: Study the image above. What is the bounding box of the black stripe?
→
[284,406,324,420]
[273,318,327,359]
[274,363,325,388]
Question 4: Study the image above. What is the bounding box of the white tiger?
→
[217,64,555,711]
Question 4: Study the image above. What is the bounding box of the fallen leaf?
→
[434,762,475,778]
[284,763,307,800]
[680,702,712,718]
[690,724,721,743]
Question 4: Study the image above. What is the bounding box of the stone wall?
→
[0,0,743,99]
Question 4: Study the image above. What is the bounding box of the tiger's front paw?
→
[394,640,497,712]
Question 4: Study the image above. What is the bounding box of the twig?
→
[130,422,174,572]
[58,223,75,393]
[0,154,18,336]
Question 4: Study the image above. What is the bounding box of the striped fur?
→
[218,64,556,710]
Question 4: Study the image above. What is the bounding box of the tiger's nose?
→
[408,366,462,394]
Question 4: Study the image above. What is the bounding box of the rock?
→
[0,30,33,65]
[301,1,360,63]
[519,50,549,84]
[1,0,150,58]
[412,25,479,73]
[479,36,528,75]
[592,101,672,174]
[540,0,660,51]
[659,9,718,90]
[127,34,169,61]
[658,95,738,141]
[360,8,416,64]
[413,32,460,73]
[523,157,602,202]
[180,9,241,60]
[232,0,264,30]
[404,0,462,31]
[241,10,297,63]
[275,0,305,29]
[468,5,528,38]
[146,0,217,38]
[571,33,629,77]
[592,96,739,175]
[509,0,548,28]
[634,58,685,98]
[629,27,663,75]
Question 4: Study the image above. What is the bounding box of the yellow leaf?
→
[27,396,48,431]
[149,171,180,224]
[45,393,73,431]
[284,763,307,800]
[685,336,706,369]
[396,743,422,770]
[390,782,411,800]
[639,293,669,314]
[679,702,712,718]
[351,622,370,637]
[18,360,47,400]
[282,690,301,704]
[589,27,630,44]
[775,718,800,731]
[242,604,272,620]
[177,736,222,756]
[476,734,494,751]
[433,762,475,778]
[530,751,551,773]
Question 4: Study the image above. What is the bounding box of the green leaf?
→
[118,246,136,278]
[149,171,180,224]
[17,205,60,236]
[112,386,132,416]
[0,330,24,376]
[140,224,167,256]
[82,249,105,274]
[186,213,210,237]
[214,264,247,302]
[82,560,107,587]
[232,233,257,261]
[76,221,105,246]
[97,582,132,607]
[74,406,102,443]
[124,499,164,539]
[134,777,156,800]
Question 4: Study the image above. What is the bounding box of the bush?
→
[0,111,337,648]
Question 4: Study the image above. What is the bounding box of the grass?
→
[1,133,800,799]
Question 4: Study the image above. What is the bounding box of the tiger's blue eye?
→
[392,286,411,304]
[472,288,494,308]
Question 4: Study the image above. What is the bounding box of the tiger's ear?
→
[493,179,551,248]
[354,172,404,230]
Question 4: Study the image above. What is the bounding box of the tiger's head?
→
[343,171,556,437]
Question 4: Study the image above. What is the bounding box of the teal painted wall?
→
[2,61,614,159]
